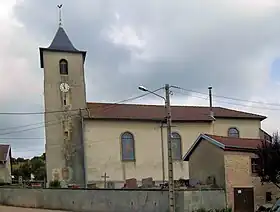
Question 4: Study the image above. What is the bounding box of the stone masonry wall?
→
[224,151,280,210]
[0,188,226,212]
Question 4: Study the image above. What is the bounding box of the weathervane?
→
[57,4,63,27]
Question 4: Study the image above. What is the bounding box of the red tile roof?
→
[86,102,266,122]
[0,145,10,161]
[183,134,264,161]
[205,134,263,150]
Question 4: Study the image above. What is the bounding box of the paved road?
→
[0,206,69,211]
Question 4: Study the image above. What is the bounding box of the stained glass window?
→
[121,132,135,161]
[171,132,182,160]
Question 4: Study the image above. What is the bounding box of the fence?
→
[0,188,226,212]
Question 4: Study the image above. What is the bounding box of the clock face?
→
[60,83,70,93]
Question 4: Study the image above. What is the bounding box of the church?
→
[39,24,269,188]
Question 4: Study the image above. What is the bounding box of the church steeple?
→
[39,26,86,68]
[48,27,79,52]
[39,4,86,68]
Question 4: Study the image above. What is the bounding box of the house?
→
[39,21,269,188]
[183,134,278,211]
[0,145,12,184]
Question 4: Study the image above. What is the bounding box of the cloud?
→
[0,0,44,158]
[0,0,279,157]
[14,0,280,99]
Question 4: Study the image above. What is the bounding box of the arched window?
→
[121,132,135,161]
[59,59,68,75]
[228,127,239,138]
[171,132,182,160]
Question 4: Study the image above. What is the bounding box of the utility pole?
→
[208,86,214,117]
[165,84,175,212]
[160,122,165,184]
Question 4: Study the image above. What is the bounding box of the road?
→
[0,206,69,211]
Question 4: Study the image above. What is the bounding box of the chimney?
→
[208,86,214,118]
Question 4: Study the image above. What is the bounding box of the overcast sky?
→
[1,0,280,158]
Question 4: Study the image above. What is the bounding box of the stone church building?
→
[39,24,269,188]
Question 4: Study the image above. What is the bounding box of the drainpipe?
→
[80,109,87,188]
[160,122,165,184]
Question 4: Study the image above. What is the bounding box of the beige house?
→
[183,134,277,211]
[0,145,12,184]
[39,24,270,189]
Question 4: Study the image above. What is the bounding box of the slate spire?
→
[48,26,79,52]
[39,6,87,69]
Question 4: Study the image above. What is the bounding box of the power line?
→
[0,87,163,116]
[172,85,280,108]
[0,89,162,136]
[172,87,280,111]
[0,108,82,115]
[0,138,44,140]
[174,90,280,111]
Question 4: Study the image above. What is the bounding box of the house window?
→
[266,192,272,202]
[171,132,182,160]
[228,127,239,138]
[251,158,260,174]
[121,132,135,161]
[59,59,68,75]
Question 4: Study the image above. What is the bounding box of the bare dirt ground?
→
[0,205,69,212]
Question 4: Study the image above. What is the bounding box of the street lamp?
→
[138,86,148,92]
[138,84,175,212]
[138,86,166,100]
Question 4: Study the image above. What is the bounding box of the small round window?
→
[228,127,239,138]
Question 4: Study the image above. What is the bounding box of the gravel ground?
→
[0,206,69,212]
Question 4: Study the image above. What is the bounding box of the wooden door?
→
[234,187,254,212]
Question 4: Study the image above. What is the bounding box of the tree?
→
[11,153,46,181]
[30,155,46,180]
[16,157,26,163]
[256,132,280,189]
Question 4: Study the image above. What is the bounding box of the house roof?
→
[86,102,266,122]
[39,26,86,68]
[183,134,264,161]
[0,145,11,161]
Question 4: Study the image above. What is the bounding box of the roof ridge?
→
[205,134,262,141]
[215,106,265,117]
[87,102,217,108]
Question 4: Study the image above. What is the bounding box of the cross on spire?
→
[57,4,63,27]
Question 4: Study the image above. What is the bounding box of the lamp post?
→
[138,84,175,212]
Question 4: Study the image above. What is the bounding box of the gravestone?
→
[125,178,137,188]
[142,177,154,188]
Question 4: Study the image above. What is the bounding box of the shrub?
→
[49,180,61,188]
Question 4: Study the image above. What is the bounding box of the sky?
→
[1,0,280,158]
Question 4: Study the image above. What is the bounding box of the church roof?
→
[48,27,79,52]
[86,102,266,122]
[39,26,86,68]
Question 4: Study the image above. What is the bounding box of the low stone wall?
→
[180,189,226,211]
[0,188,226,212]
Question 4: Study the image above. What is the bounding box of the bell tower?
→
[39,20,87,186]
